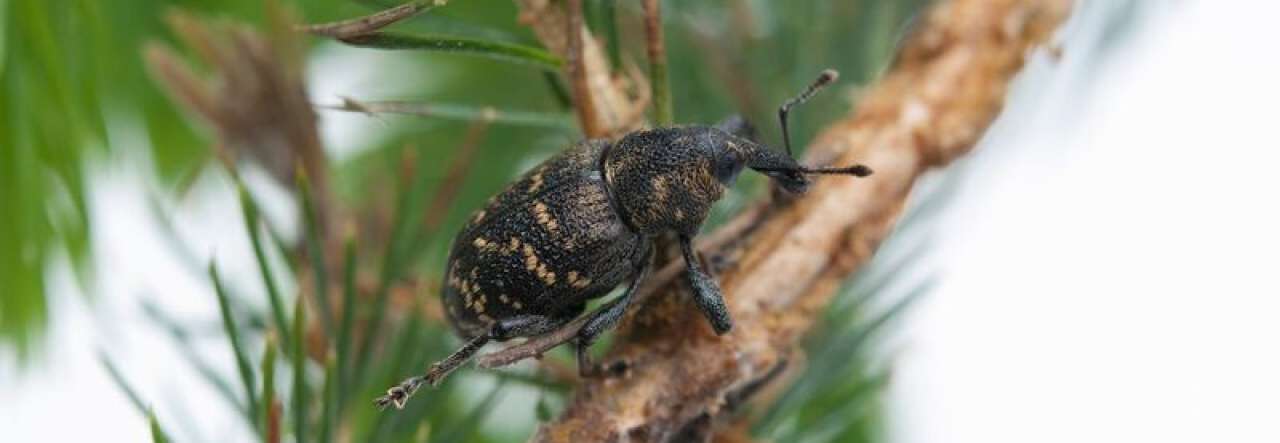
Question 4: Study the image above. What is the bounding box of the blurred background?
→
[2,0,1277,442]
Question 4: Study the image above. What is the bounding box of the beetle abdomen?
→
[443,140,646,339]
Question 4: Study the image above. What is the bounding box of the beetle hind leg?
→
[375,333,490,410]
[375,313,571,410]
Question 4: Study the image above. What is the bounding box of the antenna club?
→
[817,69,839,86]
[847,164,873,177]
[797,164,875,177]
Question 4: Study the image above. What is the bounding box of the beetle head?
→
[602,69,872,236]
[713,69,873,196]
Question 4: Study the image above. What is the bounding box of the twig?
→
[641,0,672,125]
[296,0,443,39]
[514,0,642,138]
[529,0,1073,440]
[565,0,601,137]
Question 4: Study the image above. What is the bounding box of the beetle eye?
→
[714,150,745,186]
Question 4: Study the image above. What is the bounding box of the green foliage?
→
[261,336,279,436]
[240,180,295,355]
[149,409,173,443]
[0,0,299,358]
[212,262,263,426]
[292,295,309,443]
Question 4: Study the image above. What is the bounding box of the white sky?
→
[887,1,1280,442]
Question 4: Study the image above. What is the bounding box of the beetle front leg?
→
[680,235,734,335]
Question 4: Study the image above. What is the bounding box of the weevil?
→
[375,70,872,410]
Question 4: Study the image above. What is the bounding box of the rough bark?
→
[531,0,1073,441]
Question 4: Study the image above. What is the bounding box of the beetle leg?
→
[376,313,573,410]
[575,248,654,377]
[491,314,576,341]
[375,333,489,410]
[680,235,734,335]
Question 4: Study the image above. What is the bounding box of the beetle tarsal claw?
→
[374,377,424,411]
[373,387,405,411]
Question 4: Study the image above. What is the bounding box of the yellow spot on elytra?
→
[513,301,523,310]
[522,245,538,271]
[448,263,462,288]
[499,294,510,304]
[521,244,557,285]
[533,201,558,232]
[502,237,521,255]
[471,209,486,224]
[568,271,592,288]
[528,171,545,193]
[472,237,499,254]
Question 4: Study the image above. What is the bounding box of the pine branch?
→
[527,0,1073,440]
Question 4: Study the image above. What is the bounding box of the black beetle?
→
[375,70,871,410]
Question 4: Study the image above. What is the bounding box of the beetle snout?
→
[769,170,811,194]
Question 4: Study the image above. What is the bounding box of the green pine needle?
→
[339,32,562,70]
[321,98,576,130]
[336,235,359,414]
[99,353,148,416]
[149,409,172,443]
[292,295,309,443]
[210,262,262,426]
[261,335,278,437]
[298,170,336,348]
[237,182,293,355]
[320,353,338,443]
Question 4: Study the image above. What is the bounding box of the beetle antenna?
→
[753,163,873,177]
[778,69,839,158]
[799,164,873,177]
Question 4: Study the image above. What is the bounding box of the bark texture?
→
[532,0,1073,441]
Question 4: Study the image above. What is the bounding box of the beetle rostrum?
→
[375,69,872,410]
